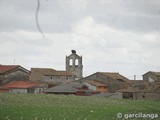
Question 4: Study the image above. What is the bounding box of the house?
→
[79,72,130,92]
[0,65,30,85]
[43,70,74,87]
[45,82,98,96]
[29,68,56,82]
[143,71,160,82]
[83,80,108,93]
[116,89,160,100]
[0,81,45,93]
[29,68,74,87]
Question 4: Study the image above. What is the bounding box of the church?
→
[66,50,83,80]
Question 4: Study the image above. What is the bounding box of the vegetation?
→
[0,93,159,120]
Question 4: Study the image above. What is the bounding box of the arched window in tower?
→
[69,59,73,66]
[75,59,78,66]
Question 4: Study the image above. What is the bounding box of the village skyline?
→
[0,0,160,80]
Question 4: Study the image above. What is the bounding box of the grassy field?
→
[0,93,159,120]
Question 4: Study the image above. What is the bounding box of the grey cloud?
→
[1,0,160,33]
[0,0,160,78]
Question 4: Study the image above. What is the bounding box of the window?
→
[75,59,78,66]
[51,77,52,79]
[69,59,73,66]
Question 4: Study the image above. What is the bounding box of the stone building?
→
[79,72,130,92]
[143,71,160,82]
[29,68,74,87]
[83,80,108,93]
[66,50,83,80]
[43,70,74,87]
[0,65,30,85]
[0,81,45,93]
[29,68,56,82]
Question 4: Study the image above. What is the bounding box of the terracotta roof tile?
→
[99,72,129,82]
[0,65,20,74]
[85,80,108,87]
[0,81,41,89]
[31,68,56,74]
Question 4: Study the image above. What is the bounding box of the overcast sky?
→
[0,0,160,79]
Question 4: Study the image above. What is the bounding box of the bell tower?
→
[66,50,83,80]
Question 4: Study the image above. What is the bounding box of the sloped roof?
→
[66,50,82,58]
[154,72,160,76]
[45,82,85,93]
[31,68,56,74]
[84,80,108,87]
[143,71,160,76]
[44,71,73,77]
[0,65,20,74]
[0,81,41,89]
[45,84,77,93]
[99,72,130,82]
[30,68,73,77]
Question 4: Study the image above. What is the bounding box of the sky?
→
[0,0,160,79]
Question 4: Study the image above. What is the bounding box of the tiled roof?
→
[45,84,77,93]
[44,71,73,77]
[0,65,20,74]
[143,71,160,76]
[152,72,160,76]
[99,72,129,82]
[31,68,56,74]
[0,81,40,89]
[85,80,107,87]
[45,82,85,93]
[30,68,72,77]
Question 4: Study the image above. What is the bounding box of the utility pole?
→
[133,75,136,100]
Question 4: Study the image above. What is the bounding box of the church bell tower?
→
[66,50,83,80]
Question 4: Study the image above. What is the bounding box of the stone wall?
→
[80,73,129,92]
[1,70,29,85]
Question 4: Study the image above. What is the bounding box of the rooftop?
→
[0,65,20,74]
[84,80,107,87]
[99,72,130,82]
[0,81,41,89]
[143,71,160,76]
[45,82,86,93]
[31,68,56,74]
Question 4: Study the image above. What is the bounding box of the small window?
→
[69,59,73,66]
[66,77,69,80]
[51,77,52,79]
[75,59,78,66]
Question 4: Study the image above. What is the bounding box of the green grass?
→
[0,93,159,120]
